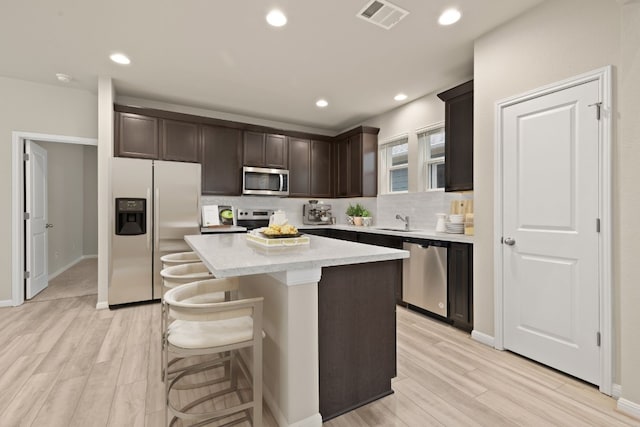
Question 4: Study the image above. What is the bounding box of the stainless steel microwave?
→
[242,166,289,196]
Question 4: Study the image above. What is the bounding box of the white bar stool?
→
[160,251,201,269]
[164,279,263,426]
[160,262,216,381]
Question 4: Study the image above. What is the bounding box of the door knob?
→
[45,223,54,229]
[504,237,515,246]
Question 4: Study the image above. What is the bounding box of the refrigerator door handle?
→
[154,187,160,251]
[146,187,152,250]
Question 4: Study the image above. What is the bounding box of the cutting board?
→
[450,200,474,215]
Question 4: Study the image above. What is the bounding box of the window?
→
[379,136,409,193]
[418,124,445,190]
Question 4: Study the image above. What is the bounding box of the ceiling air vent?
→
[357,0,409,30]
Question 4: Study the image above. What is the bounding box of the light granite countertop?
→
[200,225,247,234]
[297,224,475,244]
[185,233,409,278]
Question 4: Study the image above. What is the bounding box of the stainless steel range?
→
[236,208,274,230]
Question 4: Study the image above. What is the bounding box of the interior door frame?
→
[10,131,98,306]
[493,66,613,395]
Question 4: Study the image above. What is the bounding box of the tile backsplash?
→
[201,191,472,230]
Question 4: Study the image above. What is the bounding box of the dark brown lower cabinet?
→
[448,242,473,331]
[318,261,398,421]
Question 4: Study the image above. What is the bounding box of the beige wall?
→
[83,145,98,255]
[619,0,640,407]
[0,76,97,302]
[474,0,629,392]
[42,141,85,275]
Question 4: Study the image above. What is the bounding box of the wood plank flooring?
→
[0,267,637,426]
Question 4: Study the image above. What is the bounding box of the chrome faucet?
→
[396,214,410,230]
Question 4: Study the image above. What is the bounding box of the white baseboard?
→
[263,384,322,427]
[617,397,640,420]
[95,301,109,310]
[82,254,98,259]
[0,299,14,307]
[612,383,622,399]
[471,330,495,347]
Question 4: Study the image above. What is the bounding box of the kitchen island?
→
[185,233,408,427]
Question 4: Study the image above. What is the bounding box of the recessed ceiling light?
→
[266,10,287,27]
[110,53,131,65]
[56,73,72,83]
[438,8,461,26]
[394,93,408,101]
[316,99,329,108]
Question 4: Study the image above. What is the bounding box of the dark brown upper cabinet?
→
[438,80,474,192]
[335,127,379,198]
[288,137,311,197]
[201,125,243,195]
[288,138,333,198]
[115,112,159,159]
[161,119,200,163]
[311,140,332,198]
[243,131,288,169]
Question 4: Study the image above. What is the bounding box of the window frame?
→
[378,134,409,194]
[417,122,445,192]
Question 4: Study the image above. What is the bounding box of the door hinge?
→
[23,212,30,220]
[596,218,601,233]
[596,331,601,347]
[588,102,602,120]
[23,153,29,161]
[24,270,30,279]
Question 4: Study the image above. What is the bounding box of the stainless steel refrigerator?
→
[109,158,201,305]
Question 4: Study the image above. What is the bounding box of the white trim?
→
[494,66,613,394]
[612,383,622,399]
[415,120,445,135]
[378,132,409,147]
[0,300,14,308]
[11,131,98,307]
[617,398,640,420]
[263,386,322,427]
[471,330,495,347]
[95,301,109,310]
[268,268,322,286]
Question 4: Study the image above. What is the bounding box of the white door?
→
[25,141,49,299]
[502,79,600,385]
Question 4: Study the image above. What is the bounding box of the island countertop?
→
[185,233,409,278]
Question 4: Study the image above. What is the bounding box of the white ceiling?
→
[1,0,543,133]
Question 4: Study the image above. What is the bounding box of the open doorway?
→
[11,132,98,306]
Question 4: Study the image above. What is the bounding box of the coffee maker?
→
[302,200,333,225]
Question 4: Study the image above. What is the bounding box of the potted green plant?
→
[346,203,366,226]
[361,208,373,227]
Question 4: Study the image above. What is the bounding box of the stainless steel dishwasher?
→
[402,240,449,317]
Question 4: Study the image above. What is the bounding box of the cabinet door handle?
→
[504,237,516,246]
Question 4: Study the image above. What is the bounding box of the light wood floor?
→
[29,257,97,302]
[1,283,637,426]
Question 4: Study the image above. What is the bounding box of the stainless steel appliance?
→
[110,158,201,305]
[302,201,333,225]
[236,208,274,230]
[402,239,449,317]
[242,166,289,196]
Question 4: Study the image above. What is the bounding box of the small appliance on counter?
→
[302,200,333,225]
